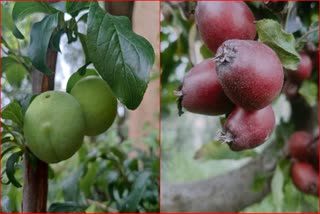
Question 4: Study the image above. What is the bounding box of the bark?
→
[105,2,134,20]
[161,143,279,212]
[22,49,57,212]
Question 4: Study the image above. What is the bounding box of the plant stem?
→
[22,48,57,212]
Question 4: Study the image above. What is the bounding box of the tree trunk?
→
[22,49,57,212]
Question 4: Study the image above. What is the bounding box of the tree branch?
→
[22,49,57,212]
[161,142,280,212]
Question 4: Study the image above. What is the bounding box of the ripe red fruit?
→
[195,2,256,53]
[215,39,284,111]
[288,131,312,162]
[176,59,234,116]
[219,105,275,151]
[289,52,312,83]
[291,162,318,196]
[308,141,319,171]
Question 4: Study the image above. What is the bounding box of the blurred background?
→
[1,1,159,212]
[160,1,319,212]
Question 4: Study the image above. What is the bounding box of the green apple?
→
[24,91,85,163]
[70,76,117,136]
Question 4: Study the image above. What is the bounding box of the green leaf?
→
[1,146,18,158]
[2,101,23,128]
[27,13,60,74]
[110,147,126,163]
[1,5,24,39]
[66,2,90,17]
[256,19,300,70]
[19,94,37,116]
[119,171,151,212]
[66,68,97,93]
[50,29,64,52]
[1,136,14,145]
[194,141,258,160]
[78,33,90,64]
[2,57,27,87]
[49,2,66,12]
[87,2,155,110]
[12,2,57,21]
[48,202,87,212]
[80,162,98,197]
[271,164,284,212]
[298,80,317,107]
[200,44,214,59]
[6,151,23,188]
[63,165,84,202]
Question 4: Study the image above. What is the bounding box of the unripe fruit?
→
[215,39,284,111]
[289,52,312,83]
[220,105,275,151]
[195,2,256,53]
[176,59,234,116]
[70,76,117,136]
[291,162,318,196]
[288,131,312,162]
[24,91,85,163]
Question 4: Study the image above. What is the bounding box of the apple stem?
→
[217,130,234,144]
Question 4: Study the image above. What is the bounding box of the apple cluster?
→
[288,131,318,196]
[176,2,283,151]
[23,76,117,163]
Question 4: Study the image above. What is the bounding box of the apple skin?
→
[24,91,85,163]
[195,1,256,53]
[289,52,312,83]
[291,161,318,196]
[70,76,117,136]
[288,131,312,162]
[222,105,275,151]
[215,39,284,111]
[179,59,234,116]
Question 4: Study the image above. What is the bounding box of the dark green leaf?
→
[194,141,258,160]
[256,19,300,70]
[298,80,317,107]
[27,13,60,74]
[50,29,64,52]
[78,33,90,64]
[48,202,87,212]
[1,146,18,158]
[87,2,155,110]
[1,136,14,145]
[2,101,23,128]
[6,151,23,188]
[12,2,57,21]
[110,147,126,162]
[66,2,90,17]
[66,68,97,93]
[118,171,151,212]
[49,2,66,12]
